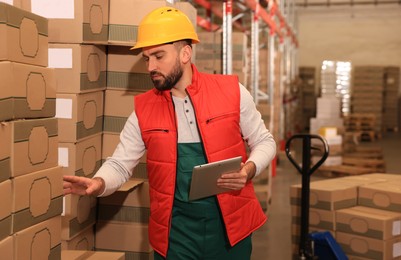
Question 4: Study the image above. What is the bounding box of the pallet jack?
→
[285,134,348,260]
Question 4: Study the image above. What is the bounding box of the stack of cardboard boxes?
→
[0,2,63,259]
[290,173,401,259]
[383,66,400,133]
[21,0,109,253]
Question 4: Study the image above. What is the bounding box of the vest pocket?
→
[206,112,237,124]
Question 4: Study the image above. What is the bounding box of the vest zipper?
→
[185,90,209,163]
[206,112,237,124]
[168,91,178,241]
[143,128,169,133]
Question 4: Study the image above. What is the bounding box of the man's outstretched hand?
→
[63,175,105,196]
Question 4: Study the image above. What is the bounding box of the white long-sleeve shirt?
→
[95,83,276,196]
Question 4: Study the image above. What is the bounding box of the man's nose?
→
[147,58,157,72]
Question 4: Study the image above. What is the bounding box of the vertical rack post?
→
[222,0,233,75]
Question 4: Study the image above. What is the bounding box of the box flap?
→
[117,179,144,192]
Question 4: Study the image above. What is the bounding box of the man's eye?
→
[156,55,163,60]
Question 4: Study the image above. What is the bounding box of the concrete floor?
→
[251,131,401,260]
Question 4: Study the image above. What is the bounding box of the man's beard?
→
[150,59,183,91]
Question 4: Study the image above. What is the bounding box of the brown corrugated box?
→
[0,122,11,182]
[108,0,171,46]
[98,179,150,223]
[48,44,106,93]
[290,180,358,211]
[336,206,401,240]
[21,0,108,44]
[291,205,336,231]
[107,46,152,91]
[359,180,401,212]
[61,225,94,251]
[62,194,97,240]
[0,0,21,6]
[13,216,61,260]
[0,63,13,122]
[103,89,138,134]
[58,133,102,178]
[290,175,392,211]
[0,180,12,241]
[0,2,48,67]
[10,118,58,177]
[11,166,63,233]
[0,61,56,121]
[0,235,13,260]
[61,250,125,260]
[56,91,104,142]
[95,221,152,254]
[336,231,401,259]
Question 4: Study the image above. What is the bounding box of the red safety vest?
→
[134,64,267,257]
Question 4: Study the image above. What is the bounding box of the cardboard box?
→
[0,61,56,121]
[61,225,94,251]
[103,89,137,133]
[336,231,401,259]
[95,221,152,254]
[0,235,13,260]
[13,216,61,260]
[291,205,336,231]
[58,133,102,178]
[62,194,97,240]
[336,206,401,240]
[358,180,401,212]
[48,44,106,93]
[22,0,109,44]
[0,122,11,182]
[107,46,152,91]
[0,2,48,67]
[0,70,13,121]
[0,180,12,240]
[290,180,358,211]
[11,166,63,233]
[108,0,171,46]
[0,0,20,6]
[56,91,104,142]
[10,118,58,177]
[61,250,125,260]
[98,180,150,223]
[312,155,342,166]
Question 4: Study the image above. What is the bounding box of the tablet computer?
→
[188,156,242,201]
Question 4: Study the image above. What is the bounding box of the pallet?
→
[342,157,386,172]
[354,146,382,153]
[343,152,383,159]
[318,165,377,176]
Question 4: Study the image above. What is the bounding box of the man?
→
[63,6,276,260]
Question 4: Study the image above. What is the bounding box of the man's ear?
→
[180,45,192,64]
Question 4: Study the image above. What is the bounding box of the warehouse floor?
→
[251,131,401,260]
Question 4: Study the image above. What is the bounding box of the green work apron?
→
[154,143,252,260]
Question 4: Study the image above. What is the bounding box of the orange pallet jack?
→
[285,134,348,260]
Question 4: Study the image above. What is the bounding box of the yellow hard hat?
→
[130,7,200,50]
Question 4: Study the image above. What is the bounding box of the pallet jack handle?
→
[285,134,329,259]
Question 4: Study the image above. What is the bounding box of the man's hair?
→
[172,39,192,49]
